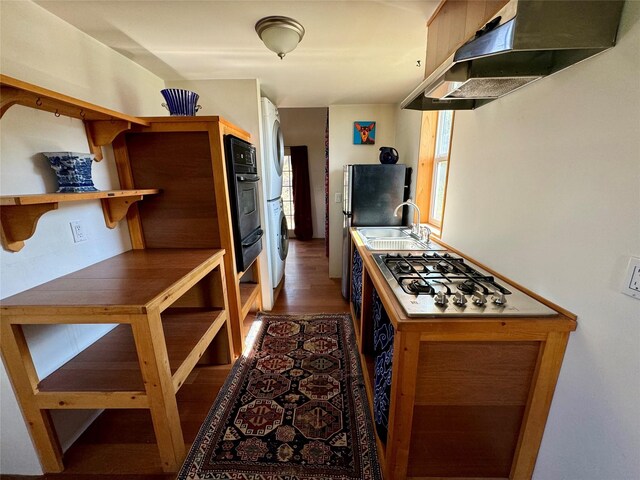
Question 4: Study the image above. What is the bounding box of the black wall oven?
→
[224,135,263,272]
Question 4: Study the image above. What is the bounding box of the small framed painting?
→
[353,121,376,145]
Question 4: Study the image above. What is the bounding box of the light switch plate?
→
[622,256,640,299]
[70,220,88,243]
[335,192,342,203]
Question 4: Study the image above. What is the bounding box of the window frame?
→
[281,147,295,232]
[415,110,455,235]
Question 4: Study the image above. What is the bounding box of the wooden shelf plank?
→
[164,308,227,392]
[0,74,149,125]
[138,116,251,138]
[35,391,149,409]
[239,282,260,320]
[0,189,160,206]
[37,324,144,393]
[1,249,224,314]
[0,190,160,252]
[35,308,226,398]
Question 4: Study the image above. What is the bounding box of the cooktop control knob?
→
[492,292,507,305]
[453,291,467,306]
[472,293,487,306]
[434,291,448,306]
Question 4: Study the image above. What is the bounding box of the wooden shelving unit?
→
[0,249,232,473]
[112,115,263,358]
[0,75,160,253]
[0,74,149,160]
[1,76,257,474]
[0,189,160,252]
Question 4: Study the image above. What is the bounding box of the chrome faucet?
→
[393,199,421,237]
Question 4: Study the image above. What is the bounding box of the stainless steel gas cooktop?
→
[373,251,557,317]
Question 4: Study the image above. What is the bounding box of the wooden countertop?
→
[350,228,577,334]
[1,249,225,315]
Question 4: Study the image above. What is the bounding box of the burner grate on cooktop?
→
[382,252,512,297]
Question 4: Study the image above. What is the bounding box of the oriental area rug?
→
[177,313,382,480]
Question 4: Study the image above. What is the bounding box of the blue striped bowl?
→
[160,88,202,116]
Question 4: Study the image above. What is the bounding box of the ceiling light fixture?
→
[255,16,305,60]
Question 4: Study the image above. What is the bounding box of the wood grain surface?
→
[1,240,343,479]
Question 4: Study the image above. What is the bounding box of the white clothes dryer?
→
[261,97,284,201]
[267,197,288,286]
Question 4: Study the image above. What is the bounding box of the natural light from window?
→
[282,148,295,230]
[430,110,453,225]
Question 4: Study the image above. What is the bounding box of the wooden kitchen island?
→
[349,229,577,480]
[1,249,232,473]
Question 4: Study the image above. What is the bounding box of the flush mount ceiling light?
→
[255,16,305,59]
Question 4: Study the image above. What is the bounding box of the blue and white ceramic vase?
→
[42,152,98,193]
[160,88,202,116]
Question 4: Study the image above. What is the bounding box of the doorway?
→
[277,107,330,284]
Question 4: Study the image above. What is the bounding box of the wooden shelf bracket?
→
[0,203,58,252]
[84,120,132,161]
[101,194,144,229]
[0,86,28,118]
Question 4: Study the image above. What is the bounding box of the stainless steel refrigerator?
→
[341,164,412,298]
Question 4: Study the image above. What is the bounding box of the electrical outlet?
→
[622,256,640,300]
[70,221,88,243]
[335,193,342,203]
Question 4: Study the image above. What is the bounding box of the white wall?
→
[164,79,274,309]
[164,79,262,140]
[327,105,397,277]
[279,107,328,239]
[0,1,165,474]
[440,2,640,479]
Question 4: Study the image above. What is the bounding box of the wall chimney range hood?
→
[401,0,624,111]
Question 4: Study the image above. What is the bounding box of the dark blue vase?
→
[161,89,202,116]
[42,152,98,193]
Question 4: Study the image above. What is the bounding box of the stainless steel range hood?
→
[402,0,624,111]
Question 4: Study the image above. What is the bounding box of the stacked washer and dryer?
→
[261,97,289,288]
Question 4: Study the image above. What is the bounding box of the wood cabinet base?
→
[349,232,576,479]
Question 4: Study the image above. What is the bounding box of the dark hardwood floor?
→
[2,239,347,480]
[271,239,349,315]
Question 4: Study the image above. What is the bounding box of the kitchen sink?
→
[355,227,438,251]
[366,238,429,250]
[356,227,411,239]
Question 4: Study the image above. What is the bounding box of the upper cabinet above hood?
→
[402,0,624,111]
